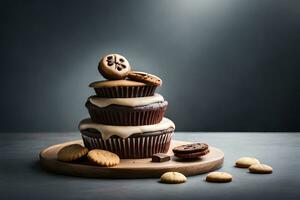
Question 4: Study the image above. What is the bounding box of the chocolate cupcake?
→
[89,80,157,98]
[86,93,167,125]
[79,118,175,159]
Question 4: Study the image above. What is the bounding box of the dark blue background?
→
[1,0,300,132]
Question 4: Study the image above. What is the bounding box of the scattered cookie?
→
[152,153,171,163]
[160,172,187,184]
[249,164,273,174]
[128,71,162,86]
[206,172,232,183]
[57,144,88,162]
[173,143,209,159]
[98,54,131,80]
[235,157,260,168]
[87,149,120,167]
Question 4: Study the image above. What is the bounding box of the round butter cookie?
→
[235,157,260,168]
[160,172,187,184]
[87,149,120,167]
[206,172,232,183]
[249,164,273,174]
[57,144,88,162]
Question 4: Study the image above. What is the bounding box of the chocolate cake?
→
[79,53,175,159]
[85,94,168,125]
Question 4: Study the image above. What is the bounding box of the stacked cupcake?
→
[79,54,175,159]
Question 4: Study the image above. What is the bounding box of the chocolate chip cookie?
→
[98,54,131,80]
[173,143,209,159]
[128,71,162,86]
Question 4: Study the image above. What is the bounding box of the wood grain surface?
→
[40,140,224,178]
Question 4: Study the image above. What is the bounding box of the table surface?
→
[1,132,300,200]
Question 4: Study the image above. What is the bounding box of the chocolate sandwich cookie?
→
[85,94,168,126]
[173,143,209,159]
[89,80,157,98]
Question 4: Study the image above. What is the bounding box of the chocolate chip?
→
[121,64,127,68]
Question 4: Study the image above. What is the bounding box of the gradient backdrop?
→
[1,0,300,132]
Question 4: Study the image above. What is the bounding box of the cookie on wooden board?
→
[57,144,88,162]
[173,143,209,159]
[87,149,120,167]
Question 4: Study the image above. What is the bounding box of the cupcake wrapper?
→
[86,101,168,126]
[81,131,173,159]
[94,85,157,98]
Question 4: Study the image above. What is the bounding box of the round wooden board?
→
[40,140,224,179]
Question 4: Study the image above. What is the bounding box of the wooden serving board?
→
[40,140,224,178]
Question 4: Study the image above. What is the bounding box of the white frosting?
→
[89,93,164,108]
[79,117,175,140]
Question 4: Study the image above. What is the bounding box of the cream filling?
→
[79,117,175,140]
[89,93,164,108]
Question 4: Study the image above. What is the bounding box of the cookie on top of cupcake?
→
[79,53,175,159]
